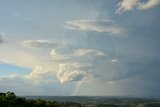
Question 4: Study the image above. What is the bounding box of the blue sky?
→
[0,0,160,98]
[0,64,30,76]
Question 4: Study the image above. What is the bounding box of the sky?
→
[0,0,160,98]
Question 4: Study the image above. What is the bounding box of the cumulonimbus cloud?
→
[117,0,160,14]
[65,20,125,36]
[51,48,156,84]
[21,40,58,49]
[74,49,106,57]
[57,63,92,83]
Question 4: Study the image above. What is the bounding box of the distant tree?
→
[15,97,26,105]
[0,93,5,96]
[46,100,59,107]
[35,99,47,106]
[0,92,59,107]
[6,91,16,99]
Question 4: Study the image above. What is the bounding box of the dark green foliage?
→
[0,92,59,107]
[1,92,160,107]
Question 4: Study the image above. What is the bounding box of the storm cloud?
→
[57,63,92,83]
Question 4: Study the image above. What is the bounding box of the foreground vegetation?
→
[0,92,160,107]
[0,92,59,107]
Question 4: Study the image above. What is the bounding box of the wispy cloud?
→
[65,20,125,36]
[117,0,160,14]
[0,74,28,87]
[21,40,58,49]
[0,58,11,64]
[111,59,118,63]
[74,49,106,57]
[50,48,106,62]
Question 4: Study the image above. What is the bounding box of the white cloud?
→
[138,0,160,10]
[0,65,54,85]
[74,49,106,57]
[0,73,67,95]
[0,49,41,68]
[0,74,21,80]
[1,73,81,96]
[107,81,114,84]
[111,59,118,63]
[50,49,70,62]
[21,40,58,49]
[24,65,55,84]
[117,0,138,13]
[0,44,57,72]
[65,20,125,36]
[57,63,92,83]
[0,74,27,87]
[50,49,106,62]
[117,0,160,13]
[25,66,47,80]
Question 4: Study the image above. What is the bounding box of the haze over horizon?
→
[0,0,160,98]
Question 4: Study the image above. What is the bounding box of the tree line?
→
[1,92,160,107]
[0,92,59,107]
